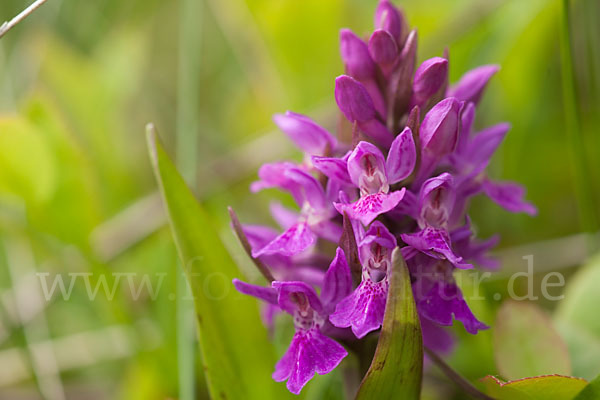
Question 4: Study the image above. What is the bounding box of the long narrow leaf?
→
[356,248,423,399]
[146,125,289,400]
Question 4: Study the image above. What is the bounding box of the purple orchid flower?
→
[402,173,473,269]
[251,164,342,257]
[409,255,488,335]
[230,0,536,393]
[330,222,396,338]
[234,248,352,394]
[329,132,415,225]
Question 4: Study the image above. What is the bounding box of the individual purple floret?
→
[234,248,351,394]
[231,0,536,394]
[329,221,396,338]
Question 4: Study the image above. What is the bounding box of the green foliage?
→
[556,253,600,380]
[146,125,292,399]
[0,0,599,398]
[356,249,423,399]
[0,117,56,203]
[482,375,588,400]
[494,300,571,380]
[574,374,600,400]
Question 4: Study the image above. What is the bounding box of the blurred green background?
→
[0,0,598,399]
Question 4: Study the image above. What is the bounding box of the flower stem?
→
[0,0,49,39]
[424,346,493,400]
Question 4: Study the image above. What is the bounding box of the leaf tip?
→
[146,122,158,165]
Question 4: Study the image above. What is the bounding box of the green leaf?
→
[574,374,600,400]
[0,117,56,204]
[556,252,600,379]
[481,375,588,400]
[146,125,290,400]
[494,300,571,380]
[356,248,423,399]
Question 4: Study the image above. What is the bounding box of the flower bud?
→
[335,75,375,122]
[340,29,375,80]
[413,57,448,106]
[368,29,398,66]
[420,97,461,159]
[374,0,404,43]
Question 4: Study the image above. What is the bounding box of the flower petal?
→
[321,248,353,313]
[448,64,499,105]
[413,57,448,106]
[368,29,398,65]
[358,118,394,147]
[347,141,388,192]
[250,161,297,194]
[456,101,476,152]
[252,222,316,257]
[460,123,510,176]
[335,189,406,225]
[386,126,416,184]
[420,97,461,159]
[420,316,455,355]
[272,280,323,316]
[270,202,300,230]
[311,156,352,186]
[340,29,376,80]
[311,219,343,243]
[241,224,279,249]
[417,281,488,334]
[401,227,473,269]
[233,279,278,305]
[274,328,347,394]
[273,111,337,155]
[418,172,455,228]
[482,179,537,216]
[335,75,376,122]
[359,220,397,249]
[374,0,404,43]
[329,279,388,338]
[284,168,328,210]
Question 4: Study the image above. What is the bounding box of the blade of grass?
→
[146,125,292,399]
[560,0,599,238]
[2,237,65,400]
[175,0,204,398]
